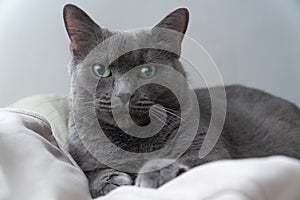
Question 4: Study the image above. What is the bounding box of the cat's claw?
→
[135,159,189,188]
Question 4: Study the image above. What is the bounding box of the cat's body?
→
[197,85,300,159]
[63,4,300,197]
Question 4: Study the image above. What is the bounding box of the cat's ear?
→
[63,4,102,56]
[155,8,189,34]
[152,8,189,55]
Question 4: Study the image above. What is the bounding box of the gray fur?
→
[63,4,300,197]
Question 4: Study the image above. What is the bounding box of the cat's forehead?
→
[82,29,150,64]
[81,28,179,68]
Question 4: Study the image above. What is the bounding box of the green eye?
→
[138,65,157,79]
[92,64,111,78]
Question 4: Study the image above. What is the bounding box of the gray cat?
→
[63,4,300,197]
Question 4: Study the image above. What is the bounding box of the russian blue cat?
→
[63,4,300,197]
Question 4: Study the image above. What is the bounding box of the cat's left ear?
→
[63,4,102,57]
[153,8,189,55]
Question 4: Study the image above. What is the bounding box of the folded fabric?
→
[0,109,91,200]
[6,94,69,144]
[99,156,300,200]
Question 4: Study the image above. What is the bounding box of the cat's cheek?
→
[95,111,115,125]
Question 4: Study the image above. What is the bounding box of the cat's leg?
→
[135,159,189,188]
[87,169,133,197]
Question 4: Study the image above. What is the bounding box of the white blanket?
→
[1,95,300,200]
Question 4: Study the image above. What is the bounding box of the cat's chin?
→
[96,113,135,130]
[96,110,151,130]
[113,114,151,130]
[98,114,150,130]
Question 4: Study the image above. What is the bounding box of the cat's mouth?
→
[95,102,153,129]
[112,112,135,130]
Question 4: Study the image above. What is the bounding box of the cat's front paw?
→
[89,170,133,197]
[135,159,189,188]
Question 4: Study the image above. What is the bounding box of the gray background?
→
[0,0,299,106]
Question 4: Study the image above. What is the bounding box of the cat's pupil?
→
[139,66,156,79]
[142,67,151,75]
[97,66,105,74]
[93,64,110,78]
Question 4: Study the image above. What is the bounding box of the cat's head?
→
[63,4,190,129]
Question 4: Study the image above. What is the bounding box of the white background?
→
[0,0,300,106]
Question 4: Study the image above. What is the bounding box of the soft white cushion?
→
[99,156,300,200]
[6,94,69,144]
[0,109,91,200]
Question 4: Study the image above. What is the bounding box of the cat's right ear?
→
[152,8,189,56]
[63,4,102,56]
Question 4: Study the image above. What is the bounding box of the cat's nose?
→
[116,92,131,104]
